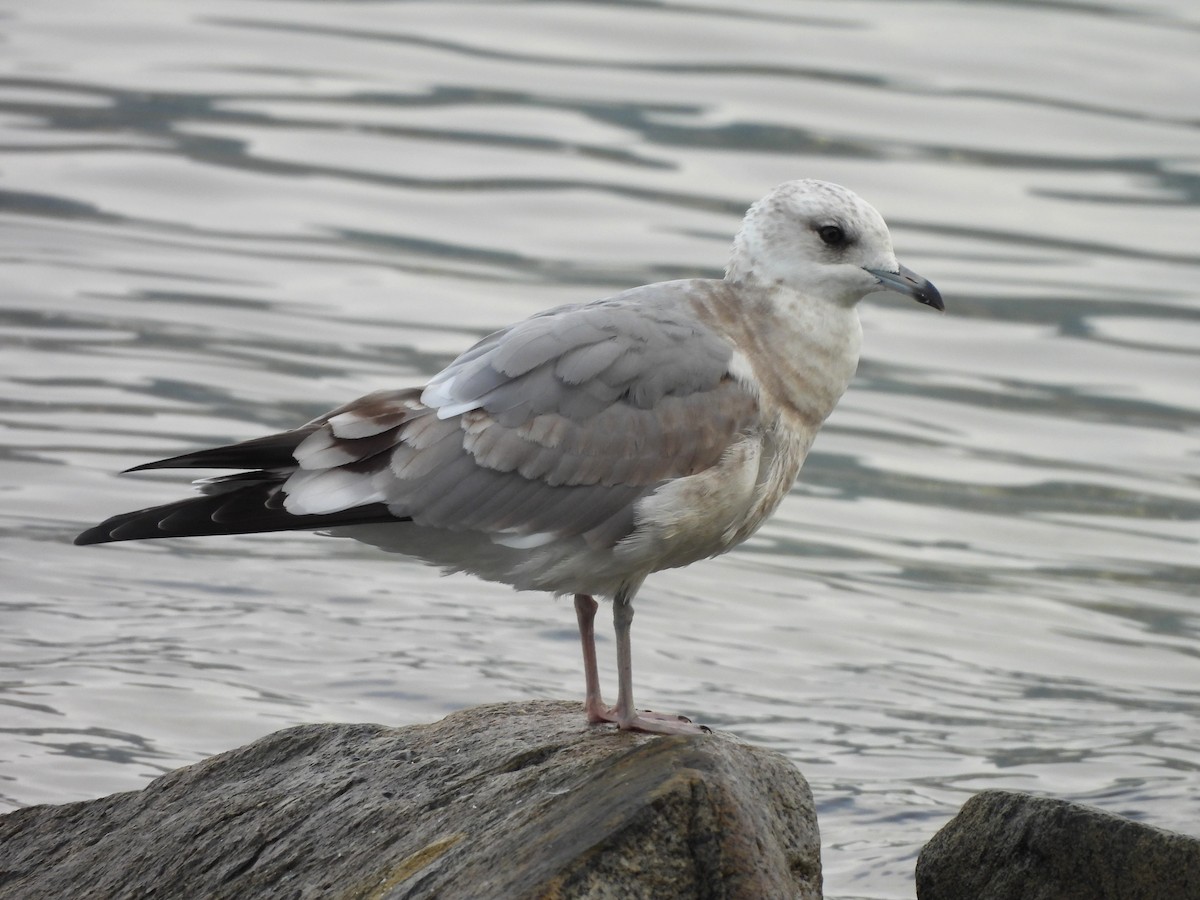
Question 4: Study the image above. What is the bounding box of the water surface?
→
[2,2,1198,897]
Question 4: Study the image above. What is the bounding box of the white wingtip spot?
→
[294,429,358,470]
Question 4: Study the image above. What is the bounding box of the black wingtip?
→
[72,489,405,547]
[73,507,167,545]
[120,428,317,474]
[74,527,108,546]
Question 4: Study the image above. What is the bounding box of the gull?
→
[76,179,942,735]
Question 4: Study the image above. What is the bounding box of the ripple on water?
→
[2,2,1199,897]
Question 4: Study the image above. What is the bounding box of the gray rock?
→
[0,700,821,899]
[915,789,1200,900]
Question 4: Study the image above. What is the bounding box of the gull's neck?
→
[694,280,862,432]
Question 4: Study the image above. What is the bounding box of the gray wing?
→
[285,284,762,548]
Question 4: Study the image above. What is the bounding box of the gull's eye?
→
[817,224,846,247]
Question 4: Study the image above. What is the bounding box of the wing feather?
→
[82,281,762,554]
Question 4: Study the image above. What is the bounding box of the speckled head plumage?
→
[727,179,942,311]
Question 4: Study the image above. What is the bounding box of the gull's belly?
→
[615,423,809,575]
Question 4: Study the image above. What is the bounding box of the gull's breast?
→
[613,416,810,575]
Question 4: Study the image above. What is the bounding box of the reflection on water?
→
[2,2,1198,897]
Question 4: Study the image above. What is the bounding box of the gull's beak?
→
[865,263,944,311]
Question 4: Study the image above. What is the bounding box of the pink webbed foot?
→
[619,710,712,736]
[584,702,712,735]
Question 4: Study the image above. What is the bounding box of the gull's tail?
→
[74,429,403,545]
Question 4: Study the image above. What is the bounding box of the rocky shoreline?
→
[1,701,1195,899]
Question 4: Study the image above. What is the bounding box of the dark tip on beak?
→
[865,263,945,312]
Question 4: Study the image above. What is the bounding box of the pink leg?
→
[609,591,710,735]
[574,589,710,735]
[574,593,610,724]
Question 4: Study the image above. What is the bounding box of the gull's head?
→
[727,179,943,311]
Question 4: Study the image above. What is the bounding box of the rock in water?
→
[0,701,821,899]
[916,789,1200,900]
